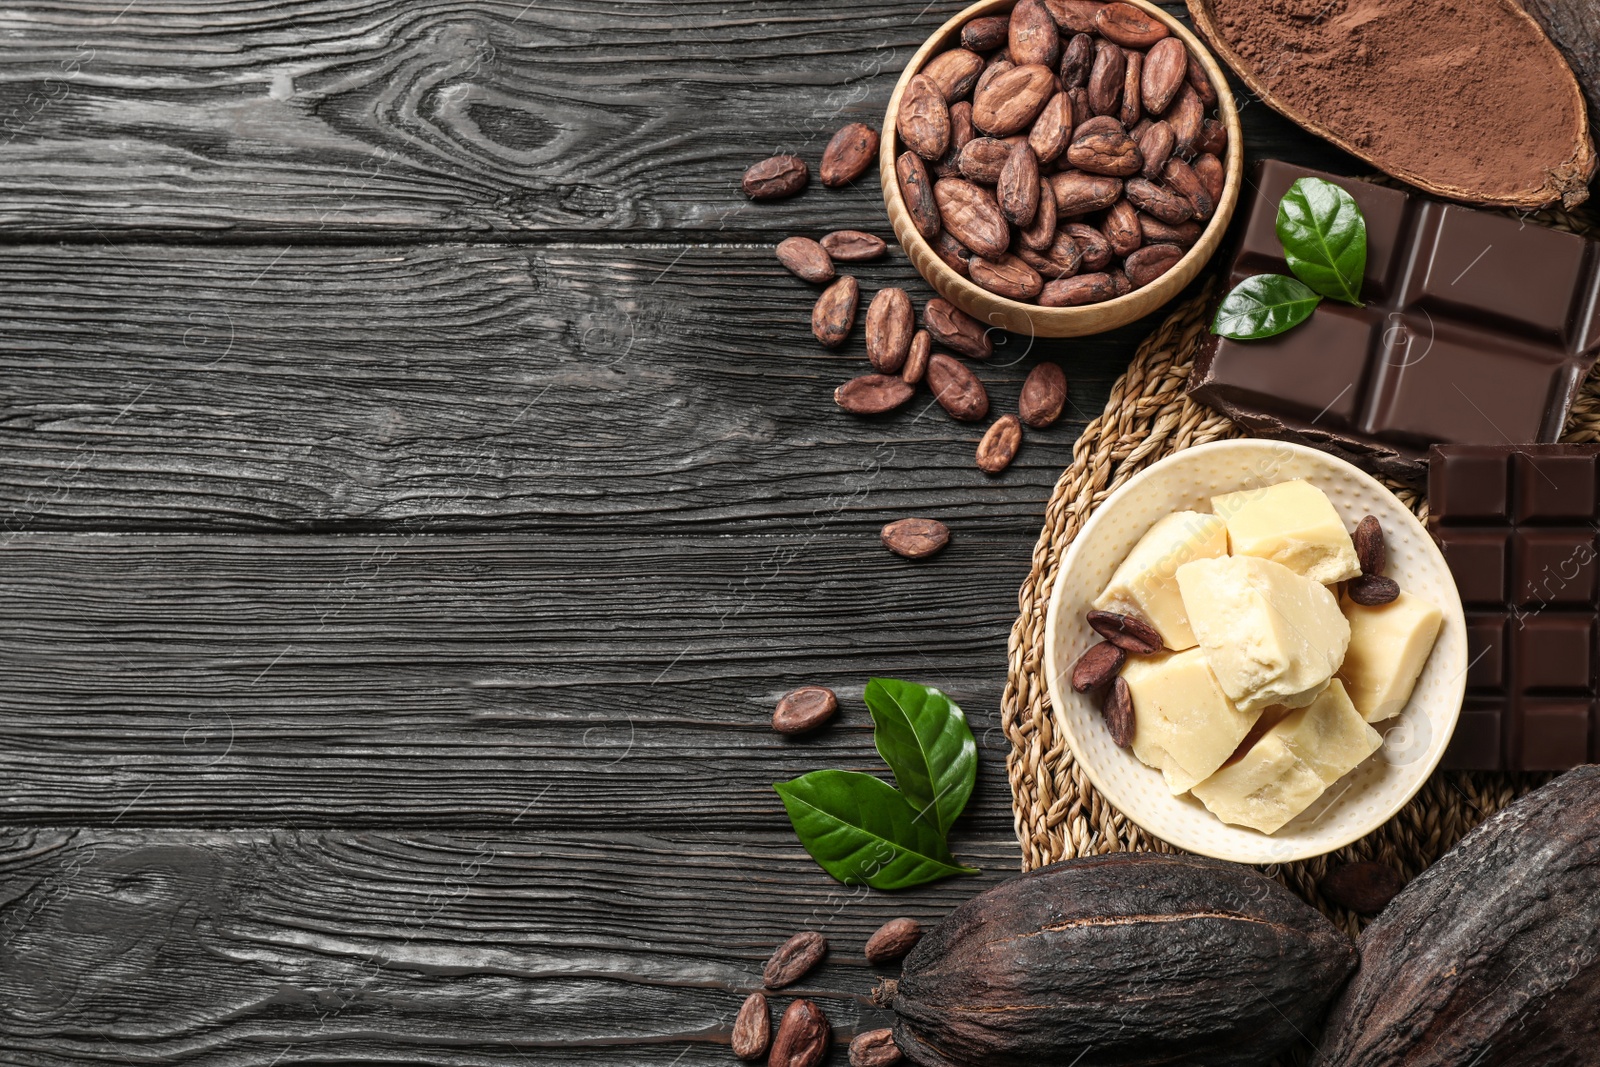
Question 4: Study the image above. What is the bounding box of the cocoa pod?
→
[821,230,887,262]
[835,374,914,415]
[1123,242,1183,287]
[1059,32,1094,88]
[1119,48,1142,129]
[1162,157,1214,219]
[897,74,950,161]
[930,231,974,277]
[902,330,931,384]
[976,413,1024,473]
[1346,574,1399,606]
[765,931,828,989]
[743,154,809,200]
[1323,767,1600,1066]
[821,123,880,188]
[1019,361,1068,428]
[1094,1,1169,47]
[934,179,1009,258]
[881,518,949,560]
[1196,117,1227,158]
[972,63,1056,136]
[1043,0,1104,34]
[1353,514,1385,575]
[1087,38,1125,116]
[1138,214,1201,247]
[1070,640,1125,691]
[1142,36,1188,114]
[1086,609,1164,653]
[1167,83,1204,156]
[1186,49,1217,108]
[1102,675,1134,747]
[1124,176,1193,223]
[866,288,916,373]
[865,917,924,963]
[924,298,993,360]
[1137,119,1175,180]
[1041,271,1116,306]
[1027,92,1074,164]
[1102,198,1142,256]
[733,992,771,1061]
[812,275,859,348]
[897,152,942,240]
[849,1029,902,1067]
[922,48,984,103]
[1018,178,1057,251]
[960,15,1009,52]
[957,136,1012,183]
[969,254,1043,301]
[773,685,839,735]
[997,143,1041,226]
[1066,124,1142,176]
[1318,861,1403,916]
[1008,0,1060,68]
[885,854,1356,1067]
[1064,222,1111,269]
[926,352,989,422]
[776,236,835,284]
[1192,152,1225,206]
[771,998,831,1067]
[1049,171,1122,214]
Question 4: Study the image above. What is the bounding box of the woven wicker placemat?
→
[1001,204,1596,934]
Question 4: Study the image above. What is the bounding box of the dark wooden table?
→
[0,2,1377,1062]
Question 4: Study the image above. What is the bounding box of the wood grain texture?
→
[0,530,1029,828]
[0,826,1018,1064]
[1520,0,1600,130]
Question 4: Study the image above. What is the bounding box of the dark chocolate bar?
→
[1190,162,1600,482]
[1428,443,1600,770]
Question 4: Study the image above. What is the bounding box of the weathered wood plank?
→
[0,0,1363,239]
[0,826,1017,1064]
[0,241,1136,533]
[0,531,1028,828]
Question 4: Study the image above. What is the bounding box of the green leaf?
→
[1212,274,1323,339]
[774,770,980,890]
[1276,176,1366,305]
[863,678,976,838]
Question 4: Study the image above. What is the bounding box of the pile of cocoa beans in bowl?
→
[894,0,1228,307]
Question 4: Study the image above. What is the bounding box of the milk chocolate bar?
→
[1190,162,1600,482]
[1429,444,1600,770]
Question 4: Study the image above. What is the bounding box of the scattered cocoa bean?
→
[733,992,772,1062]
[1354,515,1386,575]
[960,15,1010,53]
[1102,675,1135,747]
[1019,361,1068,428]
[866,288,916,373]
[1087,38,1125,116]
[1070,640,1125,691]
[1142,36,1188,114]
[1086,609,1164,654]
[770,998,831,1067]
[1124,176,1194,224]
[934,178,1010,258]
[765,932,828,989]
[1123,242,1183,287]
[924,298,993,360]
[998,142,1041,226]
[1102,198,1142,256]
[976,413,1024,473]
[1041,271,1116,306]
[896,152,941,240]
[1094,2,1169,47]
[972,63,1056,135]
[1009,0,1061,68]
[849,1029,902,1067]
[812,275,859,348]
[898,73,951,160]
[926,352,990,421]
[834,374,914,415]
[1319,861,1404,916]
[821,230,887,262]
[1347,574,1400,606]
[773,686,839,735]
[776,236,835,284]
[923,48,985,103]
[881,518,950,560]
[743,155,809,200]
[901,330,932,385]
[821,123,880,188]
[864,917,923,963]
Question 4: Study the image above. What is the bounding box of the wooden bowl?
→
[879,0,1244,338]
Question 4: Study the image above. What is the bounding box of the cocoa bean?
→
[1318,861,1403,916]
[1008,0,1060,68]
[1049,171,1122,214]
[931,231,974,277]
[773,686,839,735]
[956,137,1011,183]
[898,74,950,161]
[1119,48,1142,128]
[976,413,1024,473]
[1347,574,1400,606]
[1138,214,1201,247]
[1102,198,1142,256]
[1162,157,1214,219]
[1192,152,1225,206]
[902,330,931,385]
[972,55,1015,103]
[1124,176,1193,223]
[926,352,989,421]
[972,63,1056,136]
[998,142,1041,226]
[1086,609,1164,653]
[1186,49,1217,108]
[1018,178,1057,251]
[812,275,859,348]
[1354,515,1385,575]
[923,48,985,103]
[1028,92,1075,164]
[765,931,828,989]
[1019,361,1068,428]
[934,178,1010,258]
[1019,238,1079,279]
[1071,112,1124,139]
[1094,2,1169,47]
[770,999,831,1067]
[1102,675,1134,747]
[776,236,835,284]
[834,374,914,415]
[960,15,1010,52]
[1043,0,1104,34]
[1128,115,1152,139]
[821,230,888,261]
[1167,83,1204,156]
[849,1029,902,1067]
[881,517,949,559]
[743,155,809,200]
[896,152,941,240]
[733,992,772,1061]
[1064,222,1111,269]
[1137,120,1175,179]
[1142,36,1188,114]
[1041,271,1116,306]
[866,288,916,373]
[1123,242,1183,287]
[945,100,976,172]
[1066,124,1142,176]
[1110,268,1132,296]
[1059,32,1094,88]
[821,123,880,188]
[970,253,1044,301]
[1196,118,1227,157]
[924,298,993,360]
[865,917,923,963]
[1066,87,1092,134]
[1087,39,1125,116]
[1070,640,1125,691]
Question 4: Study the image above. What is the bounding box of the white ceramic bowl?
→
[1042,439,1467,864]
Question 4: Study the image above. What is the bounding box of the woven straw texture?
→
[1002,202,1596,935]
